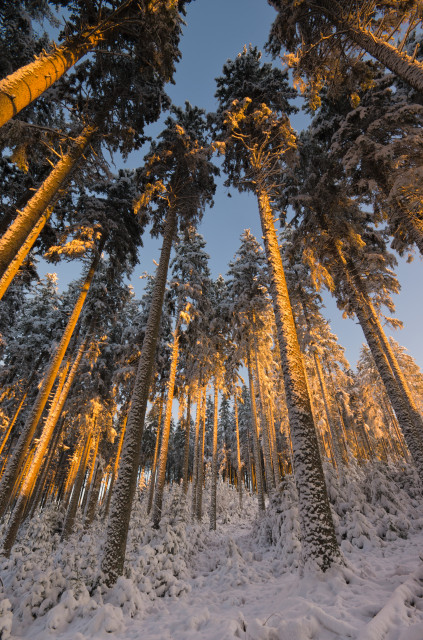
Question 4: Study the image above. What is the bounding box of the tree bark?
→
[182,391,191,495]
[146,396,164,515]
[257,188,341,569]
[0,243,102,518]
[152,317,180,528]
[246,346,265,511]
[209,381,219,531]
[195,389,207,522]
[0,124,97,291]
[234,391,243,509]
[101,204,177,586]
[191,385,203,517]
[61,431,93,540]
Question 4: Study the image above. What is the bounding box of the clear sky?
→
[39,0,423,371]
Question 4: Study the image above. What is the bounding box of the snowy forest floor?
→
[2,461,423,640]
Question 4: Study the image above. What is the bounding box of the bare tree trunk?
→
[257,188,341,569]
[152,317,180,528]
[147,396,164,515]
[209,381,219,531]
[0,244,102,518]
[182,391,191,495]
[246,346,265,511]
[0,125,97,290]
[101,205,177,586]
[195,389,207,522]
[191,386,203,517]
[61,431,93,540]
[234,391,243,509]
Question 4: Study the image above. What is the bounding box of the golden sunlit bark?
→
[0,124,97,291]
[246,345,265,511]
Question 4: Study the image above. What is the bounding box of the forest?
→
[1,1,423,638]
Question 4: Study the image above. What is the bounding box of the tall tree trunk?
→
[252,344,275,493]
[195,389,207,522]
[305,0,423,93]
[313,354,345,469]
[191,385,203,516]
[147,396,164,515]
[152,316,180,528]
[234,391,243,509]
[84,458,104,528]
[61,431,93,540]
[103,414,127,518]
[246,346,265,511]
[0,1,134,128]
[101,205,177,586]
[257,188,341,569]
[209,381,219,531]
[0,125,97,291]
[0,244,102,518]
[182,391,191,495]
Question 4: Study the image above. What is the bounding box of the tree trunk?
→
[191,385,203,516]
[0,125,97,291]
[246,346,265,511]
[152,317,180,528]
[101,205,177,586]
[61,431,93,540]
[0,244,102,518]
[234,391,243,509]
[0,8,129,128]
[315,0,423,93]
[103,414,127,518]
[147,396,164,515]
[182,391,191,495]
[84,458,104,528]
[209,381,219,531]
[195,389,207,522]
[257,188,341,569]
[313,354,345,469]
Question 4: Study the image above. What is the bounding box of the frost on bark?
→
[147,397,163,515]
[258,189,341,570]
[0,125,97,291]
[0,244,102,519]
[209,381,219,531]
[1,332,88,555]
[246,347,265,512]
[152,317,180,529]
[101,205,177,587]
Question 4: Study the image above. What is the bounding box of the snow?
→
[2,464,423,640]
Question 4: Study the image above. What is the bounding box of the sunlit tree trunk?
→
[0,243,103,518]
[84,457,104,527]
[0,125,97,291]
[209,381,219,531]
[257,188,341,569]
[81,434,100,514]
[246,346,265,511]
[147,396,164,514]
[101,205,177,586]
[313,354,345,469]
[152,315,181,528]
[253,349,275,493]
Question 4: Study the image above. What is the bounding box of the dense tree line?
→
[0,0,423,588]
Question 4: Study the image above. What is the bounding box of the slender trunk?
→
[0,244,102,518]
[234,391,243,509]
[103,414,127,518]
[209,381,219,531]
[195,388,207,522]
[191,386,203,516]
[152,318,180,528]
[257,188,341,569]
[61,431,93,540]
[0,125,97,290]
[246,346,265,511]
[182,391,191,495]
[0,392,28,460]
[314,354,344,469]
[252,343,275,492]
[101,205,177,586]
[147,396,164,515]
[84,459,103,527]
[81,435,100,514]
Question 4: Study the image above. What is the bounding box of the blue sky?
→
[39,0,423,371]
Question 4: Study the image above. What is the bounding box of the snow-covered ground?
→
[2,462,423,640]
